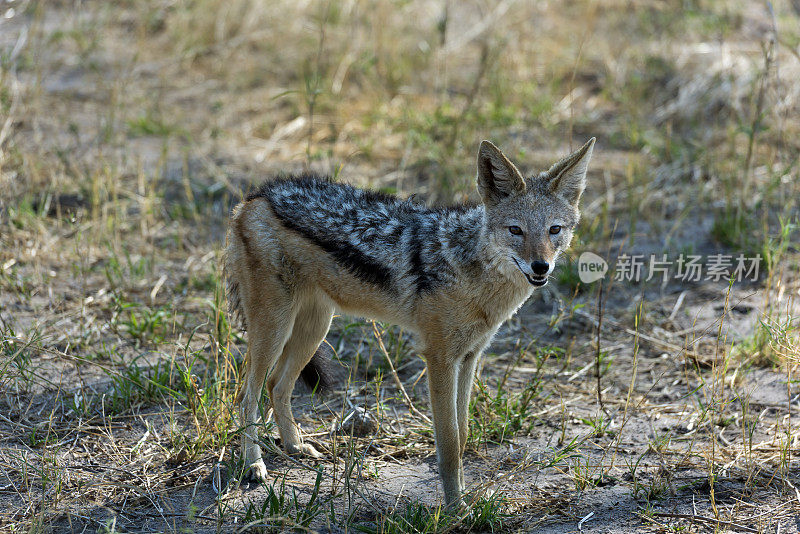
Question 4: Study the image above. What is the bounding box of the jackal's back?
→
[244,174,484,296]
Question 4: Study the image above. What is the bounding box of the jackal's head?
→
[477,138,595,287]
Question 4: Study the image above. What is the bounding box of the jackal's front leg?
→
[426,358,463,507]
[456,349,481,489]
[457,350,481,454]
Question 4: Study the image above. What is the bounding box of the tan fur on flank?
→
[225,138,595,506]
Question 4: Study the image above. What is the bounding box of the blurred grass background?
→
[2,1,798,241]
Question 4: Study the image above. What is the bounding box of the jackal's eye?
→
[508,225,523,236]
[549,225,562,235]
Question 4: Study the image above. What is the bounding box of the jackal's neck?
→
[439,205,488,268]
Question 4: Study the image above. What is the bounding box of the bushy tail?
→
[299,342,337,393]
[224,259,246,330]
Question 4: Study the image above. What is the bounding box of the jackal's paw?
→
[245,458,269,483]
[286,442,323,459]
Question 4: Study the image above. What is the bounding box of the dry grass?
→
[1,0,800,532]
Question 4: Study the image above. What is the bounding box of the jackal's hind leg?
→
[267,299,333,458]
[238,305,295,483]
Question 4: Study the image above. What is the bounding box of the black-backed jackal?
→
[225,138,595,506]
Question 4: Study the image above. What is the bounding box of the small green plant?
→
[595,350,615,378]
[581,412,614,437]
[27,426,55,448]
[370,502,452,534]
[470,378,541,445]
[126,114,178,137]
[239,470,325,532]
[0,320,42,393]
[470,347,562,445]
[735,313,799,368]
[642,471,671,501]
[710,209,760,257]
[533,435,587,471]
[762,218,796,276]
[625,451,672,502]
[362,494,508,534]
[569,455,604,491]
[102,243,152,290]
[469,495,511,533]
[110,296,171,346]
[101,357,178,414]
[762,314,799,366]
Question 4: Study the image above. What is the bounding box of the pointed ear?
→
[476,140,526,205]
[546,137,595,205]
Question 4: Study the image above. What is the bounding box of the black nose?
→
[531,260,549,276]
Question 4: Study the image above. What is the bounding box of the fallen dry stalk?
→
[653,512,757,533]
